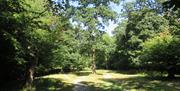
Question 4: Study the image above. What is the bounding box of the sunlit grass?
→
[41,73,77,84]
[25,69,180,91]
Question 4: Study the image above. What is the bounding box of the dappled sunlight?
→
[41,74,78,84]
[101,76,180,91]
[31,70,180,91]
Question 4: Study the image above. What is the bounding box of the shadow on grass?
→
[0,78,72,91]
[100,76,180,91]
[0,80,24,91]
[33,78,122,91]
[109,70,141,75]
[31,78,73,91]
[72,71,103,76]
[73,71,92,76]
[80,81,123,91]
[2,70,180,91]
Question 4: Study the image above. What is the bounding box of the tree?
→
[50,27,89,72]
[0,0,56,87]
[114,10,169,69]
[95,33,116,69]
[112,0,174,70]
[139,0,180,78]
[62,0,120,73]
[141,31,180,78]
[163,0,180,11]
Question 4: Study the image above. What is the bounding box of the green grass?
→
[21,70,180,91]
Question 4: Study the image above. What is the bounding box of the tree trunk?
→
[105,57,108,69]
[91,49,96,74]
[25,54,38,87]
[25,66,35,87]
[167,65,175,79]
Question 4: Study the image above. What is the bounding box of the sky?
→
[105,0,135,36]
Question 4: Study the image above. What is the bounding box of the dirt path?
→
[103,73,112,79]
[71,72,113,91]
[72,76,89,91]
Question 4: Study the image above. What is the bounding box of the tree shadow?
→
[72,71,103,76]
[2,71,180,91]
[80,81,123,91]
[0,80,24,91]
[110,70,142,75]
[73,71,92,76]
[100,76,180,91]
[32,78,73,91]
[0,78,73,91]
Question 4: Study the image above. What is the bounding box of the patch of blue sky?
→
[105,0,135,36]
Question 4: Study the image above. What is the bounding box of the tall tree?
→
[0,0,57,87]
[141,31,180,78]
[113,0,172,70]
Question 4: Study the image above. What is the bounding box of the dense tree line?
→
[113,0,180,78]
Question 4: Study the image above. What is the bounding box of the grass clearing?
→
[22,70,180,91]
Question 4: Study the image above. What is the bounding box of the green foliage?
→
[96,33,116,69]
[113,9,169,70]
[141,32,180,74]
[51,29,89,71]
[112,0,180,74]
[0,0,56,85]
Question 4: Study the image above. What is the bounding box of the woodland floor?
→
[12,70,180,91]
